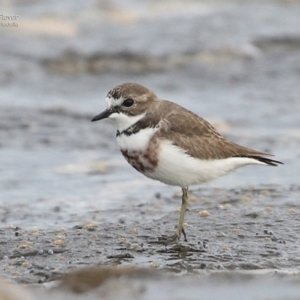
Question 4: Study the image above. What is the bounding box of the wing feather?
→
[153,100,282,166]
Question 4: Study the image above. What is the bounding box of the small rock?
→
[198,210,210,217]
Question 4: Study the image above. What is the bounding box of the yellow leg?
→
[150,187,189,245]
[176,187,189,240]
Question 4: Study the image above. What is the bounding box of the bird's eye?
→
[122,99,134,107]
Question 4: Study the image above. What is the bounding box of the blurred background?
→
[0,0,299,229]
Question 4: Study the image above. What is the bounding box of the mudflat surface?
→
[0,0,300,299]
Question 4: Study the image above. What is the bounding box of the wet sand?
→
[1,184,300,299]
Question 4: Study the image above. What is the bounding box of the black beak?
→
[91,107,114,122]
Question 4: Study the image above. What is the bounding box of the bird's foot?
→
[148,228,187,246]
[181,227,188,242]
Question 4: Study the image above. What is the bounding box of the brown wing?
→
[154,100,282,166]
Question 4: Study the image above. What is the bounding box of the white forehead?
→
[105,95,124,107]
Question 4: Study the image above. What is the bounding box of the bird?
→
[91,82,283,244]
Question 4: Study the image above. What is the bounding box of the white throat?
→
[109,111,146,132]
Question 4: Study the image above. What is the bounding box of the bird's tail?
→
[238,155,283,166]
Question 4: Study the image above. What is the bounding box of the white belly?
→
[143,140,265,187]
